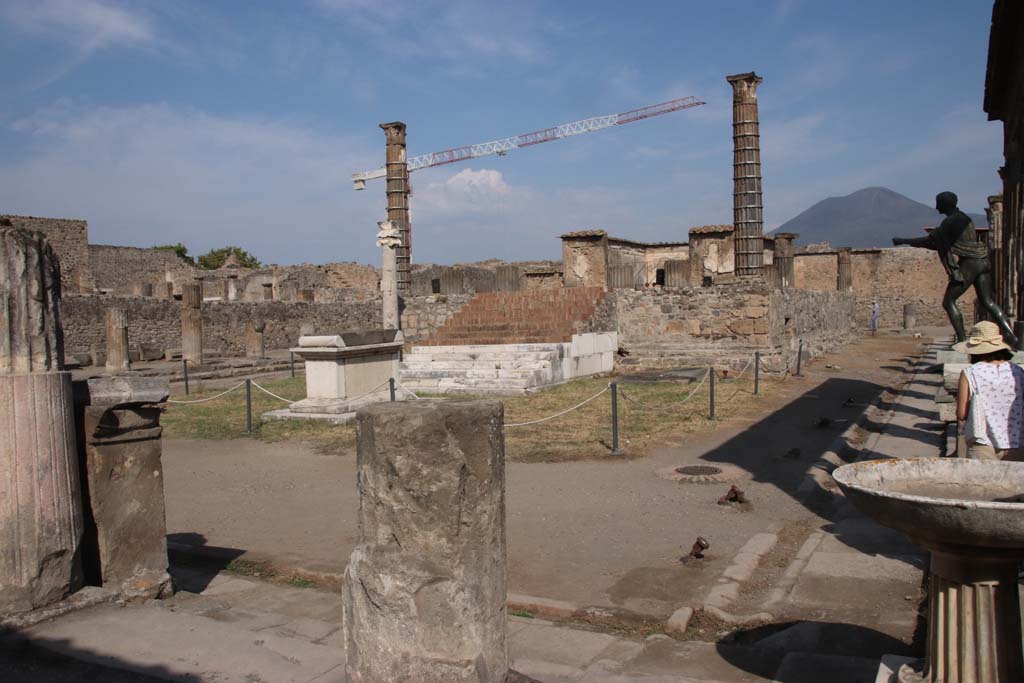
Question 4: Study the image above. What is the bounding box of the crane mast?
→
[352,95,704,189]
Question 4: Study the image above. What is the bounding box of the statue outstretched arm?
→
[892,234,936,249]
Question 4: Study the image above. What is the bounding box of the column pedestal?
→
[899,550,1023,683]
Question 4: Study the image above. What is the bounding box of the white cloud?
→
[1,0,154,89]
[1,102,380,264]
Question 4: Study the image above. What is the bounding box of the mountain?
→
[773,187,988,249]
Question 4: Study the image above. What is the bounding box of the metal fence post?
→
[610,383,622,456]
[245,379,252,433]
[754,351,760,395]
[183,359,190,395]
[795,339,804,377]
[709,367,716,420]
[290,351,295,378]
[389,377,396,402]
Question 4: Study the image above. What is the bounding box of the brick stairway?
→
[423,286,607,346]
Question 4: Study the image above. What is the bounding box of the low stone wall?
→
[62,292,474,357]
[793,247,975,329]
[606,284,854,369]
[62,296,381,357]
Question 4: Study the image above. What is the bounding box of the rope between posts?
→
[167,382,245,404]
[617,366,711,411]
[391,378,421,399]
[250,381,298,404]
[505,384,610,428]
[343,377,395,404]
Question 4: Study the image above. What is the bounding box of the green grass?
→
[162,376,355,455]
[162,368,776,462]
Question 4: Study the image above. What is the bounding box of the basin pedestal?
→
[832,458,1024,683]
[899,550,1022,682]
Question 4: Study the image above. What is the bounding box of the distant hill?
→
[773,187,987,249]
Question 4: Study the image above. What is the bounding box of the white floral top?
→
[964,362,1024,448]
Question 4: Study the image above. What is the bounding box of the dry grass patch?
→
[162,370,782,461]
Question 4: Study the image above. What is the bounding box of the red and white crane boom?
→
[352,95,704,189]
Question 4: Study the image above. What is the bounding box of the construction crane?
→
[351,95,705,189]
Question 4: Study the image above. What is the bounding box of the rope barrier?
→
[505,384,610,428]
[391,378,422,399]
[167,382,246,404]
[617,366,711,412]
[250,381,298,404]
[341,377,394,404]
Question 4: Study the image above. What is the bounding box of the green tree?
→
[154,243,193,264]
[197,246,261,270]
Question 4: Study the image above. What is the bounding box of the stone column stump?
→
[75,376,172,598]
[0,227,84,615]
[904,303,916,331]
[181,283,203,365]
[344,400,508,683]
[105,307,130,373]
[246,322,266,359]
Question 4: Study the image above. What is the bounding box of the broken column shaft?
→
[180,283,203,365]
[836,248,853,291]
[727,72,765,279]
[380,122,411,293]
[105,307,130,372]
[0,226,84,615]
[343,400,508,683]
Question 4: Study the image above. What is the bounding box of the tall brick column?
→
[727,72,765,279]
[181,283,203,365]
[0,226,84,615]
[105,307,130,372]
[380,122,411,293]
[344,400,508,682]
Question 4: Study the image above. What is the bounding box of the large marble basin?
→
[832,458,1024,552]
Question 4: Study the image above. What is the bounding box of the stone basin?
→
[833,458,1024,682]
[832,457,1024,553]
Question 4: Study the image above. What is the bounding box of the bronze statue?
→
[892,191,1018,348]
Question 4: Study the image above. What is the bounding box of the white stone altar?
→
[263,329,405,424]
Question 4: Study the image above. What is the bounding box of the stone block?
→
[343,400,507,683]
[570,333,595,358]
[75,376,172,599]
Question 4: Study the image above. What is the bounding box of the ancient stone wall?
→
[400,294,473,342]
[62,296,382,356]
[768,288,855,359]
[561,232,609,288]
[89,245,191,294]
[62,292,473,355]
[794,247,975,328]
[2,215,92,294]
[410,265,496,296]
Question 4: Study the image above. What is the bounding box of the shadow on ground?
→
[717,620,919,682]
[0,625,199,683]
[166,532,246,593]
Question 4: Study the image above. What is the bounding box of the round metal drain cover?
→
[657,463,748,484]
[675,465,722,476]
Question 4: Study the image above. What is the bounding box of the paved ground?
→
[1,329,951,682]
[163,331,935,619]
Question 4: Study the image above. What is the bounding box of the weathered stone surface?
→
[0,372,84,614]
[180,283,202,364]
[344,400,507,683]
[76,376,171,599]
[105,307,130,372]
[246,321,265,359]
[0,227,64,373]
[496,265,520,292]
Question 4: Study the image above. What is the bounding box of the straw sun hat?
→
[952,321,1012,355]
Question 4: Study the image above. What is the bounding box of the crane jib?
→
[351,95,705,188]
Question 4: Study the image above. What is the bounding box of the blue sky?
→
[0,0,1002,266]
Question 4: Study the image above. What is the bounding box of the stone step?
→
[399,367,548,382]
[412,344,567,354]
[403,352,560,364]
[401,359,553,371]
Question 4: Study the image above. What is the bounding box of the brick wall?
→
[2,215,92,293]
